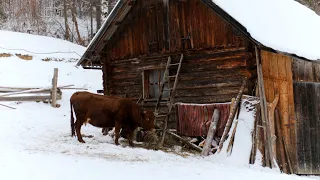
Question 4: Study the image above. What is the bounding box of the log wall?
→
[104,49,254,128]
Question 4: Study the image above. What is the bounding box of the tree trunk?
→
[90,0,93,38]
[71,0,84,45]
[96,0,102,31]
[63,0,70,41]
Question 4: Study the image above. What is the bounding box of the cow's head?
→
[140,110,155,131]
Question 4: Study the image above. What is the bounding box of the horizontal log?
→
[111,57,248,73]
[175,80,243,90]
[112,73,139,80]
[167,131,202,152]
[111,80,142,87]
[110,53,248,69]
[0,94,61,102]
[173,75,247,87]
[175,87,248,97]
[179,60,247,73]
[109,47,247,65]
[173,68,251,81]
[175,93,240,104]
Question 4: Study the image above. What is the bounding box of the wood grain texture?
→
[260,50,297,172]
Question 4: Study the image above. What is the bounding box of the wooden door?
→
[294,81,320,174]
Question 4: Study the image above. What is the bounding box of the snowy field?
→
[0,30,318,180]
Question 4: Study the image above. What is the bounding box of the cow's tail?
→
[70,99,75,137]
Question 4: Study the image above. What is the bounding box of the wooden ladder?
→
[155,54,184,147]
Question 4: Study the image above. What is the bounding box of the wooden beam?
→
[201,109,220,156]
[0,94,61,102]
[267,94,279,165]
[166,131,202,152]
[250,104,261,164]
[275,109,288,173]
[255,46,273,168]
[217,77,247,152]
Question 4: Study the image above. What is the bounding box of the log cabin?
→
[77,0,320,175]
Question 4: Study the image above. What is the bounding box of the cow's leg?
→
[75,120,85,143]
[102,127,109,136]
[127,130,135,147]
[114,122,121,146]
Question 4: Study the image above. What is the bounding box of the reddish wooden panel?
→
[176,102,230,137]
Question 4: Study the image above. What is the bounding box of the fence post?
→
[51,68,58,107]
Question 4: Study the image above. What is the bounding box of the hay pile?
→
[138,130,158,150]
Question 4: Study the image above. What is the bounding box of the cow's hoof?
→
[79,140,86,143]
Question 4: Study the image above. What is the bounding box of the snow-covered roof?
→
[212,0,320,61]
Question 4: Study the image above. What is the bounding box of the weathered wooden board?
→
[293,82,320,174]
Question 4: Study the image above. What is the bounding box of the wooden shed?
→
[77,0,320,175]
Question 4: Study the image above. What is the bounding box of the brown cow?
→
[70,91,155,146]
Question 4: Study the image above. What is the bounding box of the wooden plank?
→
[261,50,270,79]
[292,58,299,81]
[302,82,312,174]
[310,83,318,174]
[286,57,297,172]
[0,94,61,101]
[293,82,305,174]
[304,61,314,82]
[297,59,305,82]
[279,81,289,147]
[277,55,287,81]
[275,109,288,173]
[270,52,279,81]
[257,48,273,168]
[314,83,320,174]
[268,94,279,165]
[314,63,320,82]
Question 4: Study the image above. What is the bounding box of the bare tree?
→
[71,0,84,45]
[96,0,102,31]
[63,0,70,40]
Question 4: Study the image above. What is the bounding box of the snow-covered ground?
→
[0,30,317,180]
